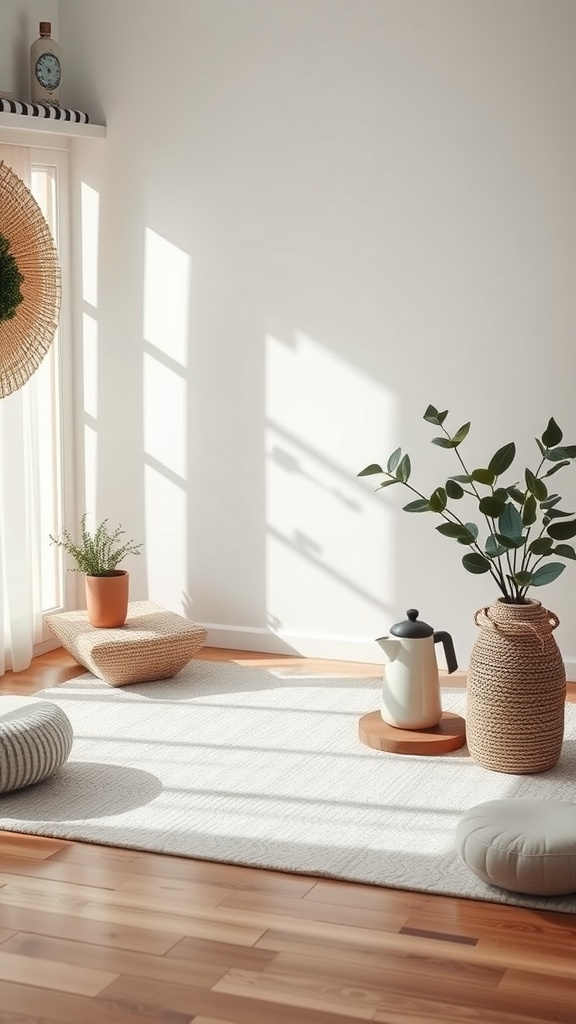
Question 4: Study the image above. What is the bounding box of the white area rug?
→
[0,659,575,913]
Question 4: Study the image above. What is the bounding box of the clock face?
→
[35,53,61,90]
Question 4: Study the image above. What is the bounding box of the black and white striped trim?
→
[0,99,90,123]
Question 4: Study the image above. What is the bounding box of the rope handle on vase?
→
[473,605,559,651]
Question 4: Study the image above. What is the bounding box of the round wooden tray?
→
[358,710,467,755]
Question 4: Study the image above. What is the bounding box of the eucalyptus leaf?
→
[423,405,440,424]
[541,417,563,448]
[499,503,524,539]
[544,460,571,478]
[507,485,525,504]
[436,522,475,543]
[436,522,465,538]
[450,474,472,483]
[461,522,479,543]
[358,463,383,477]
[488,442,516,476]
[403,498,430,512]
[428,487,447,513]
[545,508,573,519]
[525,469,547,501]
[387,448,402,474]
[540,495,561,509]
[432,437,456,448]
[546,446,576,461]
[446,479,464,499]
[471,468,496,486]
[396,454,411,483]
[378,478,400,488]
[524,468,537,493]
[535,437,546,457]
[530,562,565,586]
[485,534,506,558]
[462,553,491,574]
[522,494,537,526]
[547,520,576,540]
[479,495,507,518]
[452,423,470,446]
[423,405,448,425]
[553,544,576,560]
[513,570,533,586]
[495,532,526,550]
[528,537,554,555]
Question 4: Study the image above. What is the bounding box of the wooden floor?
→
[0,649,575,1024]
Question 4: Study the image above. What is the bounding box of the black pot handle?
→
[433,631,458,674]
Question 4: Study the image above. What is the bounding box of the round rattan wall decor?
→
[0,159,61,398]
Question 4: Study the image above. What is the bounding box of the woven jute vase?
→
[466,599,566,774]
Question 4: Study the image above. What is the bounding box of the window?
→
[0,141,74,671]
[30,152,75,643]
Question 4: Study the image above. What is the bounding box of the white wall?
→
[51,1,576,667]
[0,1,59,101]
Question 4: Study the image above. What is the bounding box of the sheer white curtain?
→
[0,145,44,673]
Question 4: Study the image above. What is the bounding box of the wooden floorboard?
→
[0,646,575,1023]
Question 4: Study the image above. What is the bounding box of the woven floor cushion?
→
[0,696,73,794]
[456,798,576,896]
[46,600,208,686]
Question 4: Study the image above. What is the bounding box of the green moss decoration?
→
[0,232,24,322]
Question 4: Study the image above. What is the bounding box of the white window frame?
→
[28,146,77,652]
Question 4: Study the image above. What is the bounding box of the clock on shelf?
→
[30,22,61,107]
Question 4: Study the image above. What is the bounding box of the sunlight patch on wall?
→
[143,354,186,479]
[144,463,187,611]
[265,331,397,642]
[142,229,191,613]
[34,350,62,611]
[83,423,97,533]
[143,229,190,365]
[80,182,99,308]
[80,180,100,542]
[82,312,98,420]
[81,311,98,543]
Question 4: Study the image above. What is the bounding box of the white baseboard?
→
[38,617,576,680]
[204,623,576,679]
[33,637,62,658]
[203,623,385,664]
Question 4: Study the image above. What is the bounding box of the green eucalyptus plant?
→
[359,405,576,604]
[50,513,143,577]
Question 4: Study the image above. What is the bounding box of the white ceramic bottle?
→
[30,22,62,106]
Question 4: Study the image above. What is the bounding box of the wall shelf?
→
[0,111,106,143]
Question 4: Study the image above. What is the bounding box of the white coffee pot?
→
[376,608,458,729]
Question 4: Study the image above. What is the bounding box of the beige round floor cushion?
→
[456,799,576,896]
[0,697,73,794]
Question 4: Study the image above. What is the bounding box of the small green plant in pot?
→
[50,513,143,628]
[358,405,575,774]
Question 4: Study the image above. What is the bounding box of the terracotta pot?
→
[85,571,129,628]
[466,598,566,774]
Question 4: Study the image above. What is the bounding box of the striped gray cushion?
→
[0,700,73,794]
